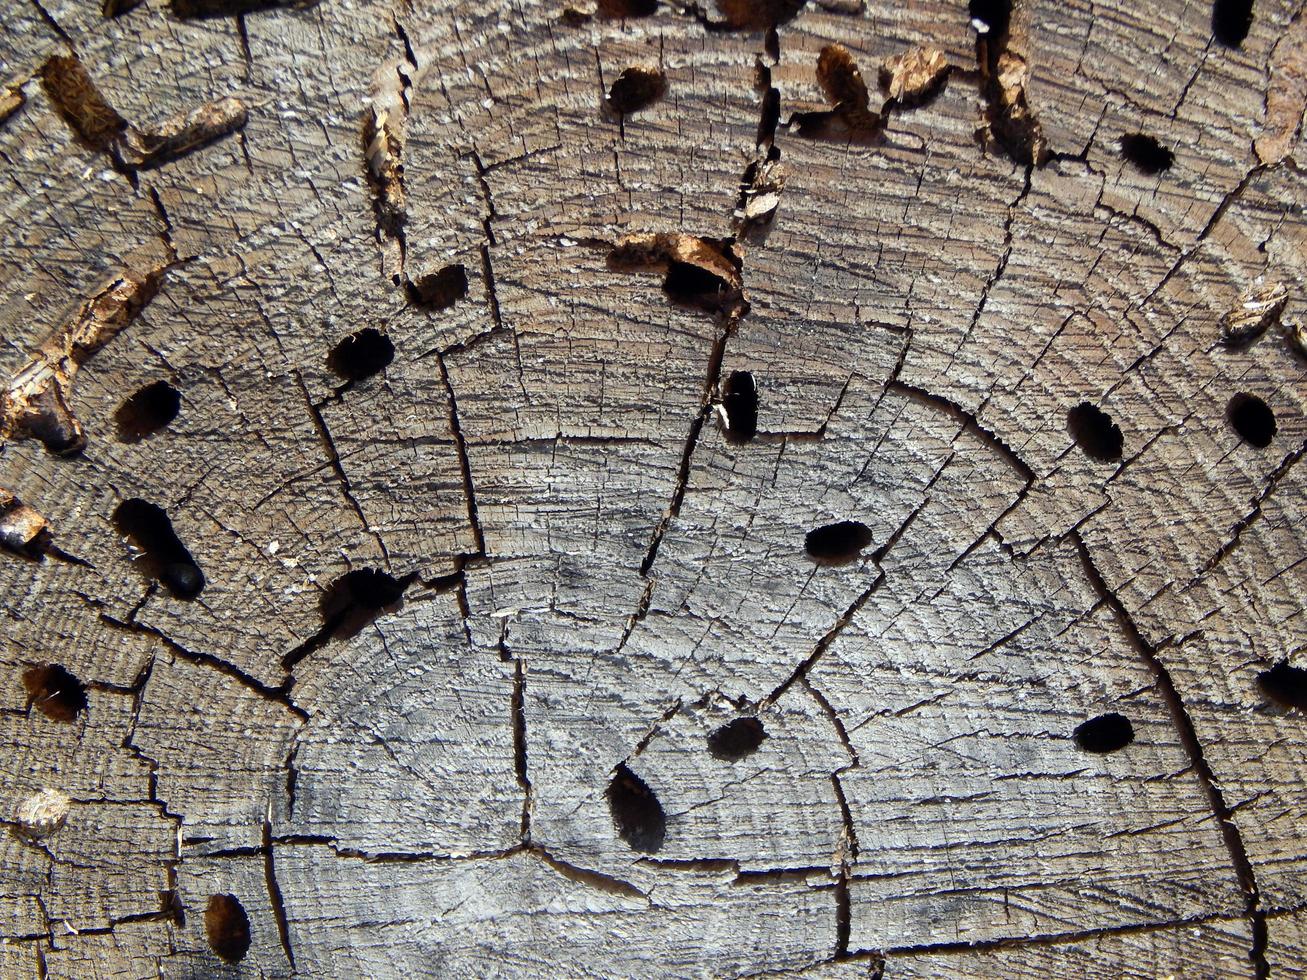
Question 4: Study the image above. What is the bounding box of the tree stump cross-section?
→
[1,0,1306,975]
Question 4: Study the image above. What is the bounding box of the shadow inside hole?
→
[1072,712,1134,753]
[720,370,758,443]
[113,499,204,599]
[968,0,1011,35]
[1119,133,1174,175]
[805,520,873,565]
[1227,392,1276,448]
[606,66,666,116]
[1257,661,1307,711]
[663,260,736,314]
[597,0,656,17]
[171,0,320,19]
[1067,401,1124,462]
[22,664,87,723]
[1211,0,1253,47]
[406,264,468,311]
[204,893,251,963]
[606,763,665,853]
[319,568,411,639]
[789,107,882,144]
[707,717,767,761]
[328,327,394,383]
[114,380,181,442]
[716,0,807,30]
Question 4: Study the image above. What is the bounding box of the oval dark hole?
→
[1212,0,1253,47]
[1067,401,1124,462]
[1227,393,1275,448]
[607,67,666,115]
[805,520,873,565]
[204,893,251,963]
[1119,133,1174,175]
[407,264,468,310]
[606,763,665,853]
[597,0,657,16]
[114,380,181,442]
[319,568,408,638]
[707,717,766,761]
[113,499,204,599]
[1257,661,1307,711]
[328,327,394,382]
[721,370,758,443]
[22,664,88,723]
[1073,712,1134,754]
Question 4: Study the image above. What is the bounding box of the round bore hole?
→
[204,893,251,963]
[1067,402,1124,462]
[1212,0,1253,47]
[707,717,767,761]
[805,520,873,566]
[721,370,758,443]
[1226,393,1276,448]
[606,66,666,115]
[328,327,394,382]
[1257,661,1307,711]
[1119,133,1174,175]
[606,763,665,853]
[1072,712,1134,754]
[114,380,181,442]
[22,664,87,723]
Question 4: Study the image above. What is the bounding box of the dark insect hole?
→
[1257,661,1307,711]
[607,67,666,116]
[204,893,251,963]
[664,261,732,312]
[968,0,1011,37]
[1073,712,1134,754]
[319,568,409,638]
[1212,0,1253,47]
[1119,133,1174,175]
[407,264,468,311]
[1227,393,1275,448]
[707,717,766,760]
[113,499,204,599]
[721,370,758,443]
[606,763,665,853]
[597,0,657,17]
[115,380,181,442]
[328,327,394,382]
[22,664,88,723]
[805,520,873,565]
[1067,402,1124,462]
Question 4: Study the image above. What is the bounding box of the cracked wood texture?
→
[1,0,1305,975]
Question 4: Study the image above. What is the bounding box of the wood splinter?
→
[880,46,949,106]
[42,53,246,168]
[118,97,249,170]
[0,488,52,557]
[1221,279,1289,347]
[1,268,167,455]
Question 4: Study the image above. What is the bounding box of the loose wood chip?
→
[880,46,949,104]
[1221,279,1290,346]
[15,787,71,837]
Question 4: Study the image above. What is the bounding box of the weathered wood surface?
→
[0,0,1304,974]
